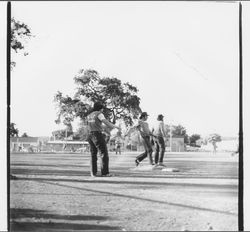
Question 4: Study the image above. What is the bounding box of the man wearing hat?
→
[152,114,167,166]
[86,102,120,177]
[134,112,154,166]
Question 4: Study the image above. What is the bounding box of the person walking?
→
[115,137,122,155]
[134,112,154,166]
[86,102,120,177]
[152,114,167,166]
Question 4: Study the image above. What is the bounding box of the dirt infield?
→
[10,151,238,231]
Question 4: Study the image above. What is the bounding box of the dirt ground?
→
[10,151,238,231]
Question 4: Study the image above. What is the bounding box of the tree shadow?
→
[10,208,110,221]
[11,168,90,177]
[10,221,121,231]
[10,164,238,180]
[16,176,237,190]
[10,208,121,231]
[11,163,89,168]
[10,154,238,180]
[13,179,237,217]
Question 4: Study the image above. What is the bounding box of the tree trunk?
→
[112,111,116,124]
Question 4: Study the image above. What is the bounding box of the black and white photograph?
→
[1,1,250,231]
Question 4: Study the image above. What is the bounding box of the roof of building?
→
[10,137,39,143]
[47,140,88,145]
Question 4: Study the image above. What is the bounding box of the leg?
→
[154,138,160,164]
[88,136,98,176]
[158,137,165,164]
[136,151,147,163]
[143,136,154,164]
[92,132,110,175]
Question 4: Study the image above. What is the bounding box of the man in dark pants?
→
[134,112,154,166]
[86,102,120,177]
[152,114,167,166]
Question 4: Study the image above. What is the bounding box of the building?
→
[47,140,89,152]
[166,136,185,152]
[10,137,47,152]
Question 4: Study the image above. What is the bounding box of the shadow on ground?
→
[10,208,121,231]
[16,176,237,190]
[10,221,121,231]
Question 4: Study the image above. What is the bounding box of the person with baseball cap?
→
[134,112,154,166]
[86,102,120,177]
[152,114,167,166]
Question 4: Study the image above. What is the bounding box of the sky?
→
[9,1,240,138]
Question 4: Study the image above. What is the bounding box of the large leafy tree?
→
[11,18,33,69]
[54,69,142,128]
[10,19,31,180]
[10,18,32,151]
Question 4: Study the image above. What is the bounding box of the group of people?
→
[85,101,168,177]
[132,112,167,167]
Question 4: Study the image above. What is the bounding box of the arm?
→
[160,122,167,137]
[137,123,152,137]
[124,123,140,137]
[102,118,120,131]
[97,113,120,131]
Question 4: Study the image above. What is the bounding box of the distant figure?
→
[115,137,122,155]
[63,143,67,151]
[212,141,217,154]
[152,114,167,166]
[86,102,120,177]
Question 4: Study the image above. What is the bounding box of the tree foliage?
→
[21,132,28,137]
[73,121,89,141]
[189,134,201,145]
[52,129,73,141]
[11,18,33,69]
[208,133,222,143]
[171,124,189,144]
[54,69,142,127]
[10,123,19,137]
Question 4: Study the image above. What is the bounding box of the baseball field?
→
[10,151,238,231]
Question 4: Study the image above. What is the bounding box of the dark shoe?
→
[102,173,114,177]
[135,160,140,166]
[158,163,166,167]
[90,173,98,177]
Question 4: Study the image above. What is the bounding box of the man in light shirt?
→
[86,102,120,177]
[152,114,167,166]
